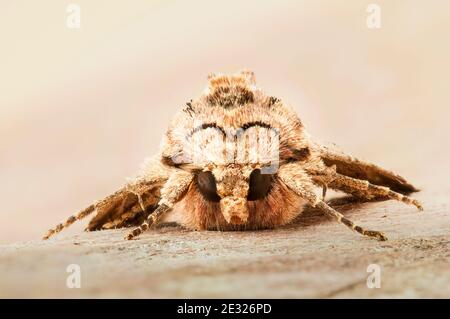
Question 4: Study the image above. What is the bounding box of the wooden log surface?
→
[1,190,448,298]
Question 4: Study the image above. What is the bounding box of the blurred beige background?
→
[1,0,449,243]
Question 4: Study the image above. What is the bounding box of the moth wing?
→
[87,156,173,230]
[86,180,165,230]
[313,142,419,195]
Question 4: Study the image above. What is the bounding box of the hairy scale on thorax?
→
[44,70,422,242]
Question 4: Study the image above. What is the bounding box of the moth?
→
[44,70,422,242]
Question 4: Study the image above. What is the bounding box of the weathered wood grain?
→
[1,190,448,298]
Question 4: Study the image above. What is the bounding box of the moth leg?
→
[43,183,145,239]
[327,173,423,211]
[43,156,173,240]
[314,201,387,241]
[322,185,327,200]
[279,163,388,241]
[86,180,163,231]
[43,204,95,240]
[101,198,153,229]
[125,170,194,240]
[314,142,419,194]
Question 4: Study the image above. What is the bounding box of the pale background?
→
[1,0,449,244]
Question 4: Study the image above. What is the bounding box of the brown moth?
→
[43,70,422,242]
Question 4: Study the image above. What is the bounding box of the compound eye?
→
[247,169,273,201]
[197,171,221,202]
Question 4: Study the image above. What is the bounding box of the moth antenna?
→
[315,201,388,241]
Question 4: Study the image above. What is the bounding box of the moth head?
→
[196,163,274,225]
